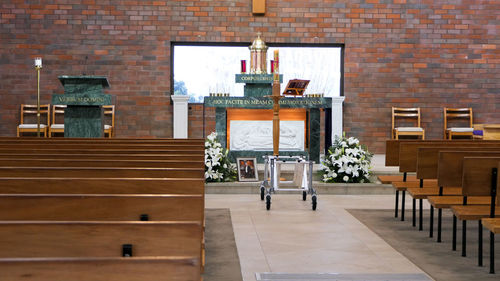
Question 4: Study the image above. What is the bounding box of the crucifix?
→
[252,0,266,15]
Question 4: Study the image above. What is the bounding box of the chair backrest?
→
[103,105,115,127]
[443,107,472,130]
[391,107,421,131]
[20,104,50,125]
[51,105,66,125]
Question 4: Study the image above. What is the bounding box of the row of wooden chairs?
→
[392,107,474,140]
[17,104,115,138]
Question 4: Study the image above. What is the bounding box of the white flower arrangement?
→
[205,132,237,182]
[320,133,372,183]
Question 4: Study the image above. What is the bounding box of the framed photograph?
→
[237,158,259,182]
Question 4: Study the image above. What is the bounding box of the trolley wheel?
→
[260,186,265,201]
[312,195,317,211]
[302,191,307,201]
[266,195,271,210]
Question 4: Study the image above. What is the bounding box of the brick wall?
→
[1,0,498,153]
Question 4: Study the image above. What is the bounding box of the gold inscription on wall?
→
[56,96,106,103]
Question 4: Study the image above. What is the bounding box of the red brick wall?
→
[1,0,498,153]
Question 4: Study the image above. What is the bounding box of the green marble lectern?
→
[52,76,112,138]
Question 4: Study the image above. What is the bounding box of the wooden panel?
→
[484,124,500,140]
[437,151,500,187]
[0,195,204,221]
[0,257,200,281]
[417,148,500,179]
[0,158,204,169]
[461,157,500,196]
[252,0,265,14]
[482,218,500,234]
[0,221,202,257]
[0,178,204,194]
[0,167,204,178]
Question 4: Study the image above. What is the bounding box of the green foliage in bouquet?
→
[205,132,237,182]
[321,133,372,183]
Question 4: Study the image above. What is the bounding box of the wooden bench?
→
[408,147,500,231]
[0,256,200,281]
[0,166,204,178]
[0,158,203,169]
[392,140,500,222]
[426,150,500,242]
[0,178,204,194]
[0,221,201,280]
[0,153,203,161]
[0,194,204,221]
[449,157,500,266]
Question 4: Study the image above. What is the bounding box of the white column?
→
[331,96,345,140]
[171,95,190,139]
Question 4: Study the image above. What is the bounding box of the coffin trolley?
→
[259,155,317,210]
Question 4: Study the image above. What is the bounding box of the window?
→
[172,43,343,103]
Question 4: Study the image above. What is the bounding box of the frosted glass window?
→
[173,44,342,103]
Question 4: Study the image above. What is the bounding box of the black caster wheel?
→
[302,191,307,201]
[260,186,265,201]
[312,195,317,211]
[266,195,271,210]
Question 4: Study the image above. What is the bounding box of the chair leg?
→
[412,198,416,227]
[453,215,457,251]
[490,231,495,274]
[395,190,399,218]
[419,198,423,231]
[462,220,467,257]
[401,190,406,221]
[437,208,442,242]
[479,220,483,267]
[429,206,434,238]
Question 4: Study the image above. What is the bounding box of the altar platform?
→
[206,154,402,195]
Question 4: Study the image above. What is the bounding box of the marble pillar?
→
[171,95,189,139]
[331,96,345,140]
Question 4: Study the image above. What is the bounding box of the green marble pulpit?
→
[52,76,112,138]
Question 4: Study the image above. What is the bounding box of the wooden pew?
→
[0,158,203,169]
[0,222,202,280]
[0,143,205,150]
[0,257,200,281]
[425,150,500,241]
[0,137,204,144]
[0,167,204,178]
[408,147,500,231]
[450,157,500,266]
[393,140,500,222]
[0,148,203,155]
[0,194,204,221]
[0,221,202,258]
[0,178,204,194]
[0,153,202,161]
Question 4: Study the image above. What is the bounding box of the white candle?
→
[34,57,42,68]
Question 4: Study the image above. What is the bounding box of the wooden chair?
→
[103,105,115,138]
[17,104,50,137]
[48,105,66,138]
[444,107,473,139]
[391,107,425,140]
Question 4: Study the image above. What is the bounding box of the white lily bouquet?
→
[205,132,237,182]
[321,134,372,183]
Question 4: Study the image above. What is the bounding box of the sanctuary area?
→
[0,1,499,281]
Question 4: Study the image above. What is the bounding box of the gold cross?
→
[252,0,265,15]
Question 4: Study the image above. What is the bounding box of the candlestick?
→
[241,60,246,74]
[34,57,42,137]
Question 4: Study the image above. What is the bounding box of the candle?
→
[270,60,274,73]
[241,60,246,74]
[274,49,279,62]
[34,57,42,68]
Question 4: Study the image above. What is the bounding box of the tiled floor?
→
[205,194,431,281]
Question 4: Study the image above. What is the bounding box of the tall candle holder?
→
[34,57,42,137]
